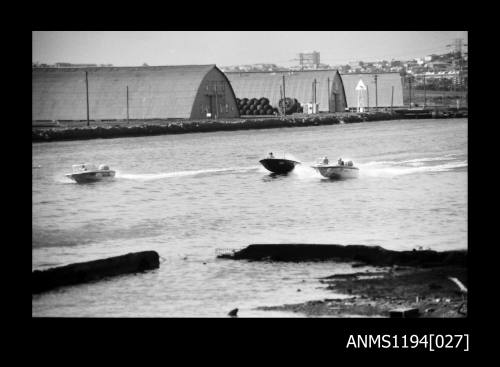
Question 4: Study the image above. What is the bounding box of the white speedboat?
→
[66,163,115,183]
[311,158,359,179]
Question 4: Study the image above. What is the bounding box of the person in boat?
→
[268,152,274,158]
[323,156,329,164]
[338,158,344,166]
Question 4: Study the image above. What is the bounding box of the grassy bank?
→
[32,110,465,143]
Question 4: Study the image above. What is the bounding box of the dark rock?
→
[32,251,160,294]
[457,303,467,316]
[320,271,388,280]
[228,308,238,317]
[429,283,442,290]
[217,244,466,268]
[389,308,420,318]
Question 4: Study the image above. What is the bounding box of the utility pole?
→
[85,71,90,126]
[447,37,467,106]
[312,81,315,107]
[327,77,331,112]
[442,79,446,107]
[214,82,218,119]
[423,75,426,108]
[280,85,284,116]
[391,86,394,112]
[313,78,317,106]
[282,74,286,102]
[374,74,378,110]
[408,76,412,108]
[126,86,129,123]
[282,74,286,115]
[366,84,370,110]
[464,55,468,107]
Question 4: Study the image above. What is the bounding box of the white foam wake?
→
[359,160,467,177]
[363,154,458,166]
[116,166,260,181]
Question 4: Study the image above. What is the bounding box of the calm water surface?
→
[32,119,467,317]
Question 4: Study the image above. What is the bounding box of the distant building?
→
[425,62,451,71]
[405,60,419,69]
[32,65,240,121]
[298,51,321,69]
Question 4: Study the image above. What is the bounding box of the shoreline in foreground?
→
[256,265,467,317]
[218,244,467,317]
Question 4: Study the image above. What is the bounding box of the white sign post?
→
[355,79,367,113]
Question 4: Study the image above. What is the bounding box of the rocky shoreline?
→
[218,244,467,318]
[32,110,466,143]
[256,266,467,317]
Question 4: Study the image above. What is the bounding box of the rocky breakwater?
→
[32,112,397,142]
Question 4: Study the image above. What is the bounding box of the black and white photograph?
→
[32,31,468,324]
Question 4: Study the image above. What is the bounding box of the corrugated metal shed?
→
[225,70,347,112]
[340,72,404,108]
[32,65,240,120]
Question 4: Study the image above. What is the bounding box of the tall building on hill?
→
[298,51,320,70]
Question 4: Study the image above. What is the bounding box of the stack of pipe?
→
[236,97,279,116]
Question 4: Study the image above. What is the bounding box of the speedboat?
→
[259,156,301,174]
[311,159,359,179]
[65,163,115,183]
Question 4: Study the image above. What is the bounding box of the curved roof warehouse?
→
[225,69,347,112]
[32,65,240,121]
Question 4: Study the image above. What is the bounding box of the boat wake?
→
[290,164,321,180]
[116,166,260,181]
[358,155,467,177]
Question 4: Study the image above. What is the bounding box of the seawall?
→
[32,110,467,143]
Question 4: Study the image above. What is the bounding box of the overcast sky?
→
[32,31,468,67]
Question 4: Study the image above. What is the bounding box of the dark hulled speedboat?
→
[259,157,300,174]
